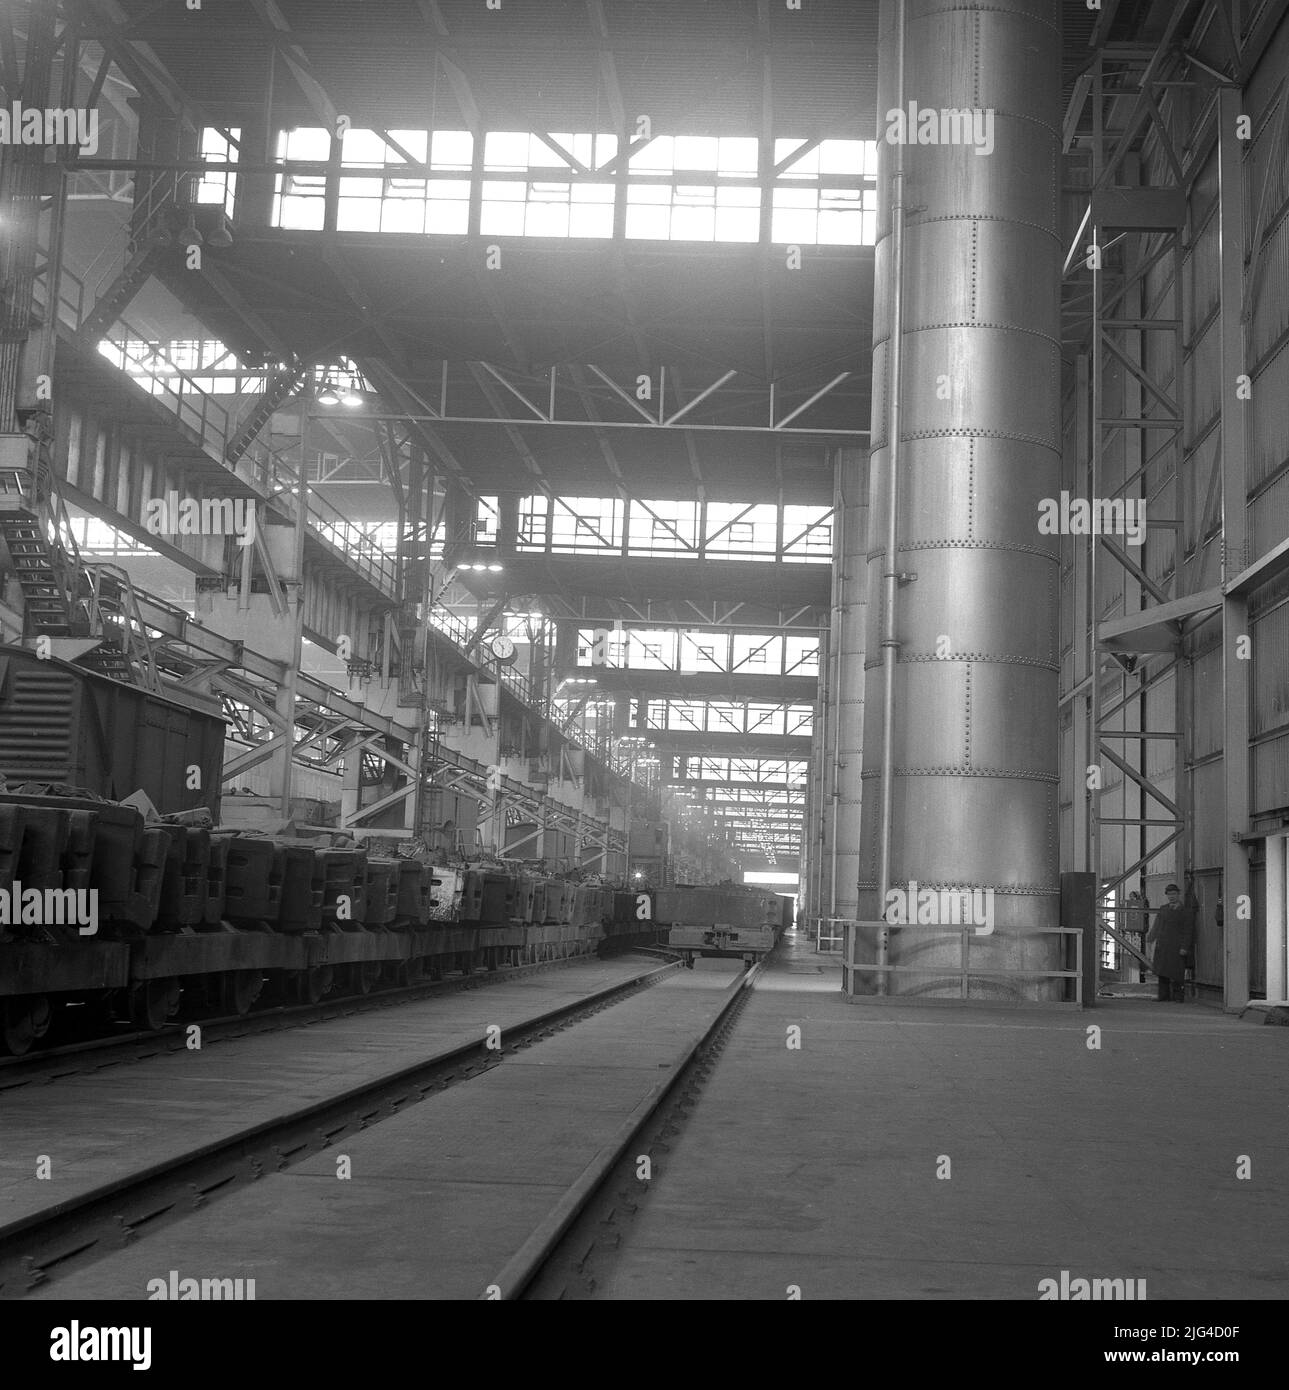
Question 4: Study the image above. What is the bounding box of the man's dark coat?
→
[1148,901,1195,981]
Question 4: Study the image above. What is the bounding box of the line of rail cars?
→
[0,653,781,1053]
[0,785,666,1053]
[0,798,786,1051]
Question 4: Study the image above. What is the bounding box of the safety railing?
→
[841,921,1084,1005]
[263,459,399,597]
[86,562,161,691]
[815,917,848,953]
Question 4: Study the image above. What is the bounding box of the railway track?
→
[487,955,766,1300]
[0,956,681,1298]
[0,947,658,1090]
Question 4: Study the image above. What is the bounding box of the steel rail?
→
[481,954,766,1300]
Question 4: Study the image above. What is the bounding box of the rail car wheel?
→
[293,965,333,1005]
[2,995,53,1056]
[222,970,264,1017]
[130,978,181,1031]
[350,961,382,995]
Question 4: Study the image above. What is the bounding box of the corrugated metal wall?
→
[1059,9,1289,995]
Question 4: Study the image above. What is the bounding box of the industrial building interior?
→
[1,0,1287,1322]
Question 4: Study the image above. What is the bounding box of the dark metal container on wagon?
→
[0,647,225,818]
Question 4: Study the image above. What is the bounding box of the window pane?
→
[717,136,759,174]
[431,130,473,169]
[773,137,817,177]
[674,135,717,169]
[526,199,570,236]
[485,131,530,170]
[381,198,425,233]
[715,206,758,241]
[630,135,674,172]
[341,128,388,165]
[281,127,330,160]
[385,129,428,161]
[427,198,469,233]
[338,176,378,200]
[772,207,817,243]
[818,138,866,174]
[625,204,668,239]
[671,204,713,239]
[279,194,325,229]
[481,201,525,235]
[570,202,613,237]
[337,198,381,231]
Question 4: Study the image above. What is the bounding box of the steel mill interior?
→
[1,0,1287,1326]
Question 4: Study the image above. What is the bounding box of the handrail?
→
[841,921,1084,1005]
[86,562,161,691]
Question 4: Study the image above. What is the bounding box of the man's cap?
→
[1165,883,1180,893]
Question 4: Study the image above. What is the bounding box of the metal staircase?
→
[226,362,306,465]
[0,438,157,687]
[80,564,159,687]
[79,242,164,343]
[0,446,84,637]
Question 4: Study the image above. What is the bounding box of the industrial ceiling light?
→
[180,217,203,248]
[316,380,342,406]
[206,215,233,248]
[340,388,363,407]
[486,563,503,572]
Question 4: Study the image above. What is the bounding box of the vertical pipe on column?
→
[874,0,907,991]
[279,379,311,818]
[833,450,868,926]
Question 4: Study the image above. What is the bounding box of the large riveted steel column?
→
[857,0,1063,998]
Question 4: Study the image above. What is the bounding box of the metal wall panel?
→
[1251,466,1289,557]
[1250,342,1289,489]
[1192,758,1226,865]
[1253,729,1289,817]
[1191,642,1225,759]
[1250,598,1289,739]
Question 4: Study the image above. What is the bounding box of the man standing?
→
[1147,882,1195,1001]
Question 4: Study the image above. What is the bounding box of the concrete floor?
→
[22,962,745,1300]
[594,929,1289,1300]
[0,956,662,1229]
[11,935,1286,1301]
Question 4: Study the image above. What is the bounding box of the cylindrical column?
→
[857,0,1063,999]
